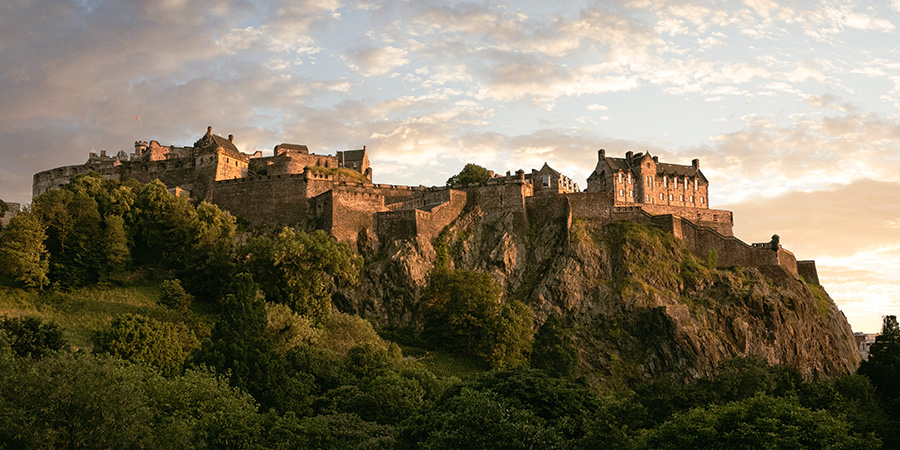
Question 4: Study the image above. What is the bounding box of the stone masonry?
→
[31,127,819,282]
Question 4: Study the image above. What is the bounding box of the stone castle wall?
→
[211,175,312,227]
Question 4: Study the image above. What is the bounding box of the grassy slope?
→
[0,283,216,351]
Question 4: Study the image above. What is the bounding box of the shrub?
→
[159,279,193,311]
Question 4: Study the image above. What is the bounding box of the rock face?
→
[344,204,860,386]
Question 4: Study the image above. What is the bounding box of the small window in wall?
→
[700,197,705,204]
[618,173,623,183]
[690,196,694,203]
[645,194,650,201]
[694,179,699,190]
[680,195,684,201]
[659,193,664,200]
[669,194,674,201]
[673,177,678,188]
[542,174,551,187]
[619,189,624,197]
[664,177,668,187]
[684,176,688,187]
[629,190,633,198]
[645,176,652,187]
[627,173,632,184]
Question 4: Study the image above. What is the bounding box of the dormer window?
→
[673,177,678,188]
[664,177,668,187]
[618,173,623,183]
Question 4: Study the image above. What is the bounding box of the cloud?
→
[346,46,410,76]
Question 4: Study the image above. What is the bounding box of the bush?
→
[159,279,193,311]
[0,316,64,359]
[93,314,196,375]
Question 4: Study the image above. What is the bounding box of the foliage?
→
[241,228,361,323]
[705,249,718,268]
[446,163,493,187]
[531,313,578,378]
[93,314,196,376]
[272,413,395,450]
[422,269,534,368]
[0,350,263,450]
[858,315,900,445]
[640,394,880,450]
[194,274,282,408]
[159,279,194,311]
[398,387,564,450]
[0,316,64,359]
[0,211,49,289]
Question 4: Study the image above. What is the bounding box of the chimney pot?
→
[228,134,234,143]
[692,159,700,169]
[207,126,213,135]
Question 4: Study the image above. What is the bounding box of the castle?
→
[32,126,819,283]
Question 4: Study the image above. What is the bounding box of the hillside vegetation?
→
[0,174,897,449]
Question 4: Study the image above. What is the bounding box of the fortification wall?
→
[1,202,21,227]
[798,260,821,285]
[637,204,733,236]
[211,175,311,226]
[468,181,531,215]
[414,189,468,242]
[375,209,418,241]
[526,194,570,230]
[385,187,452,211]
[566,191,615,221]
[329,186,386,244]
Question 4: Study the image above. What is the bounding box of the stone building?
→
[31,128,818,282]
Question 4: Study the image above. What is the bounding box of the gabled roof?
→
[210,134,240,154]
[597,153,708,183]
[338,149,367,162]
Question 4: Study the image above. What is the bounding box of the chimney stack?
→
[228,134,234,143]
[692,159,700,169]
[625,151,633,161]
[652,156,658,163]
[598,148,605,160]
[207,126,213,136]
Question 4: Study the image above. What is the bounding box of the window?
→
[627,173,632,184]
[659,193,664,200]
[646,194,650,201]
[646,175,652,187]
[680,195,684,201]
[618,173,623,183]
[542,175,550,187]
[700,197,705,204]
[690,196,694,203]
[664,177,668,187]
[629,190,633,198]
[673,177,678,188]
[694,179,699,190]
[684,176,688,187]
[669,194,674,201]
[619,189,624,197]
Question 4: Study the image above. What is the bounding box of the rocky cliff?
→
[341,203,860,388]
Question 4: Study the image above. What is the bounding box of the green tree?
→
[33,187,106,286]
[398,387,564,450]
[0,316,64,359]
[858,315,900,444]
[93,314,196,376]
[531,313,578,377]
[423,269,534,368]
[194,274,286,409]
[0,211,49,289]
[446,163,492,187]
[641,394,880,450]
[243,229,360,323]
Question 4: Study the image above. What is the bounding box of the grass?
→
[415,350,484,379]
[0,282,216,351]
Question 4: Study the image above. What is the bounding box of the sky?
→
[1,0,898,332]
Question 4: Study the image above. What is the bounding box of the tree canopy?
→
[446,163,492,187]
